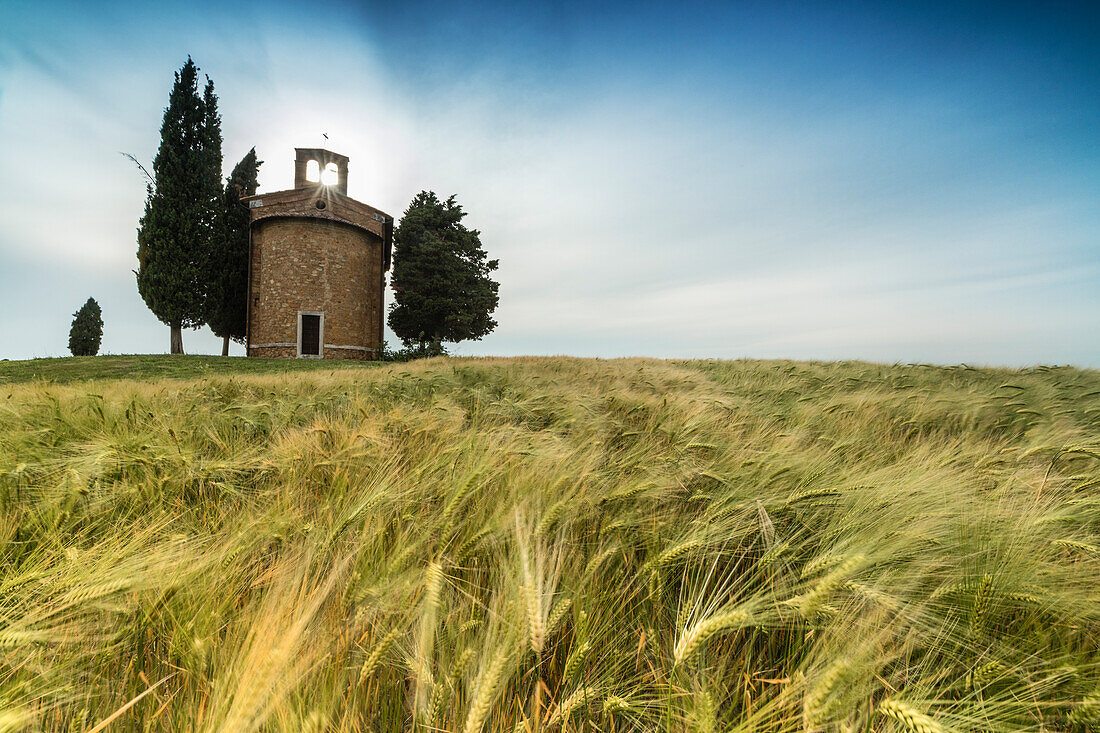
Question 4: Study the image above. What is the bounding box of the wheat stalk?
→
[0,628,51,648]
[1070,693,1100,725]
[462,648,510,733]
[443,469,484,527]
[523,568,544,653]
[693,688,716,733]
[0,708,36,732]
[427,675,451,726]
[545,686,598,729]
[546,597,572,638]
[360,627,401,681]
[414,560,445,715]
[788,555,866,619]
[965,660,1006,690]
[564,639,592,680]
[673,609,751,666]
[971,573,993,633]
[802,659,849,729]
[878,699,947,733]
[657,539,704,568]
[538,497,569,537]
[455,528,490,563]
[452,646,476,678]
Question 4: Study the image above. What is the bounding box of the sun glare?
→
[321,162,339,186]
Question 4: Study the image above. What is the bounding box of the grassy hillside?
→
[1,357,1098,731]
[0,354,377,385]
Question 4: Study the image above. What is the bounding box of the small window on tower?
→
[305,159,321,183]
[321,162,339,186]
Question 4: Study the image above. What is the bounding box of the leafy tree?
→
[135,57,223,354]
[388,192,499,353]
[68,298,103,357]
[206,148,261,356]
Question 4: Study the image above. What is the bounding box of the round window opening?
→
[315,200,327,210]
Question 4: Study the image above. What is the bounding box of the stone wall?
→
[245,187,388,242]
[247,217,383,360]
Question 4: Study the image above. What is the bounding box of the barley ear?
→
[878,699,948,733]
[673,609,751,666]
[462,648,510,733]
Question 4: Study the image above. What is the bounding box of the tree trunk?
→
[170,325,184,355]
[221,334,230,357]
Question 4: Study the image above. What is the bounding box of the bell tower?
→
[293,148,350,196]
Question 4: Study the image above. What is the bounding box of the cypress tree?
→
[199,75,224,278]
[135,58,223,354]
[387,191,499,353]
[68,298,103,357]
[206,148,262,355]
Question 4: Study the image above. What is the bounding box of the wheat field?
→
[1,357,1098,731]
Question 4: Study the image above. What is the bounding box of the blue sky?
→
[1,0,1098,364]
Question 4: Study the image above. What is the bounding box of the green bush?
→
[378,338,448,362]
[67,297,103,356]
